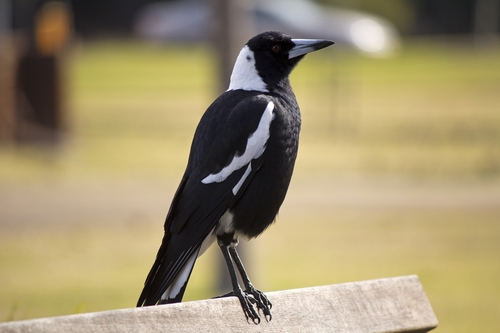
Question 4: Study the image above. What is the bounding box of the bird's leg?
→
[217,241,261,324]
[228,246,272,321]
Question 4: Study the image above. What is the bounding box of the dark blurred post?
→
[211,0,255,293]
[212,0,254,92]
[474,0,500,45]
[0,0,15,140]
[12,0,72,142]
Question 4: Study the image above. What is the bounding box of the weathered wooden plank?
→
[0,275,438,333]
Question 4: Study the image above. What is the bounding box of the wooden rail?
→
[0,275,438,333]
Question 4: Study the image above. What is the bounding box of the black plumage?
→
[137,31,333,323]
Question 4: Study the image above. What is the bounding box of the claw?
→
[238,292,261,324]
[245,286,272,320]
[215,289,262,324]
[250,315,261,325]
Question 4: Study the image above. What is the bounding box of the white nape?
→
[227,46,269,92]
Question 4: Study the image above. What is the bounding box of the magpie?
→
[137,31,333,324]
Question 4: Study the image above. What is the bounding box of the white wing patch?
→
[201,102,275,194]
[227,45,269,92]
[232,163,252,195]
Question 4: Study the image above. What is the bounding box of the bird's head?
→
[228,31,334,92]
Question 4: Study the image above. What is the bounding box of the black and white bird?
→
[137,31,333,323]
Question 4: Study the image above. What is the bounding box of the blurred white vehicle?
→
[134,0,400,57]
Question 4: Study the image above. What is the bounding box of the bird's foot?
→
[245,285,272,322]
[213,289,263,324]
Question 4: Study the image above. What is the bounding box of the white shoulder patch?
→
[202,102,275,189]
[227,46,269,92]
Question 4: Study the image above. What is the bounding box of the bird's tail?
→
[137,239,199,307]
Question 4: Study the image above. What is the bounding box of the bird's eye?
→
[271,44,281,53]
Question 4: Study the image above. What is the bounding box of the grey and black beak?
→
[288,39,334,59]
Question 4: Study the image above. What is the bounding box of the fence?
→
[0,275,437,333]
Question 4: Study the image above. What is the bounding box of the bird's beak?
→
[288,39,334,59]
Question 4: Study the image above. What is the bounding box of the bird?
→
[137,31,333,324]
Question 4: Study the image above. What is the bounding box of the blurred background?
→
[0,0,499,332]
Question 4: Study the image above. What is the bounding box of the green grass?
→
[1,38,500,332]
[3,38,499,181]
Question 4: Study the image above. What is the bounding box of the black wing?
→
[137,93,275,306]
